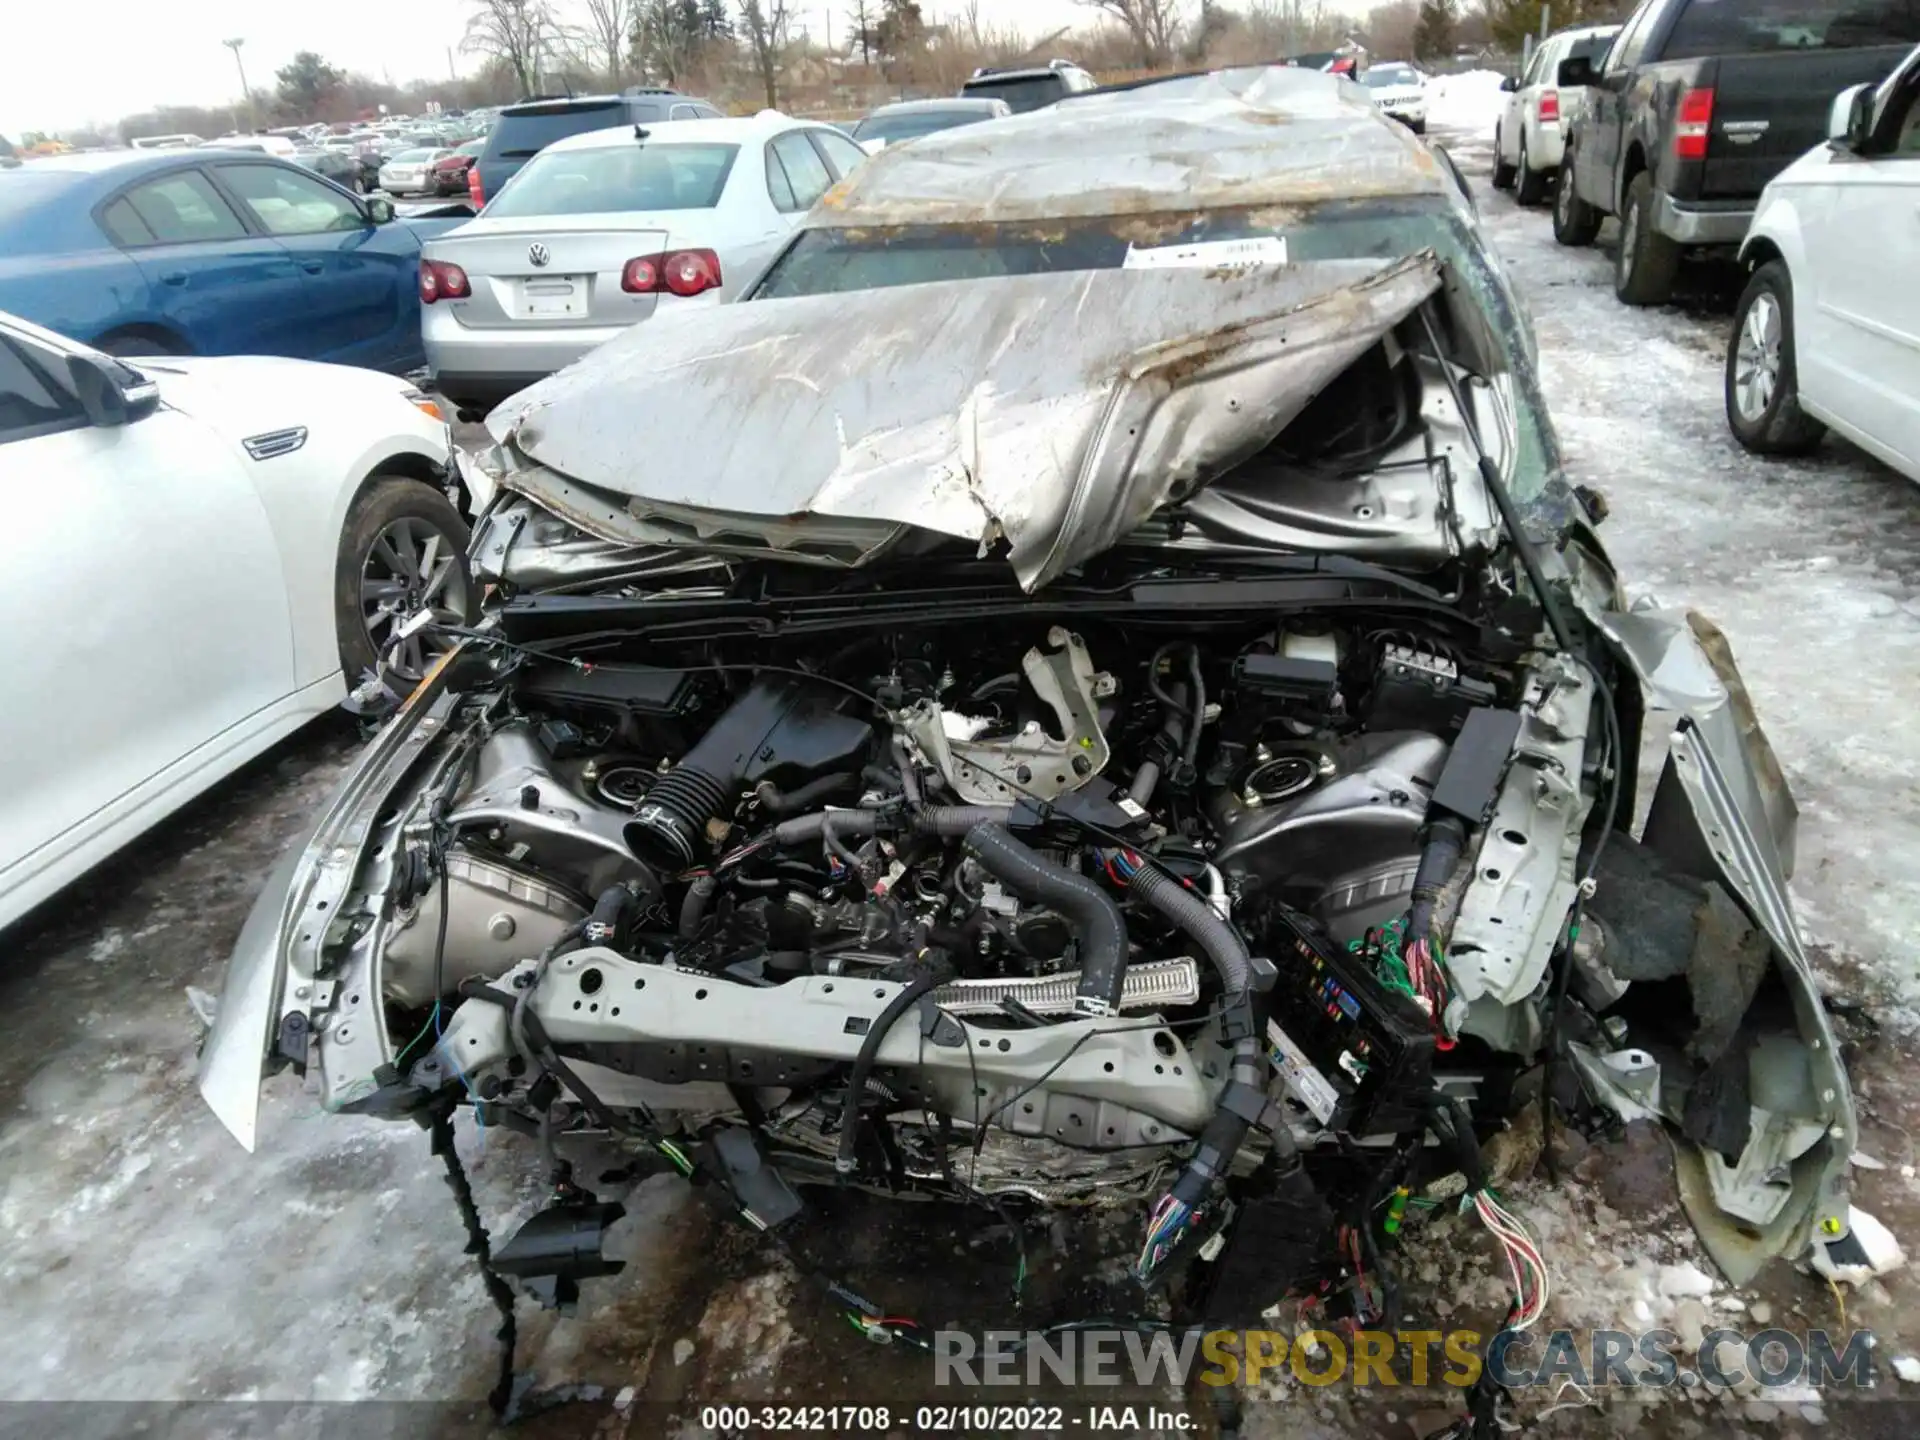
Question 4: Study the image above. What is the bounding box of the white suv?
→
[1724,46,1920,477]
[1493,24,1620,206]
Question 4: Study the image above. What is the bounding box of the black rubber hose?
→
[1127,862,1252,998]
[834,969,946,1175]
[754,772,858,815]
[1169,1037,1266,1209]
[678,874,717,940]
[820,810,868,880]
[1182,647,1206,772]
[914,805,1013,836]
[1405,815,1468,943]
[770,805,1012,848]
[1128,859,1263,1210]
[963,823,1129,1015]
[893,738,923,808]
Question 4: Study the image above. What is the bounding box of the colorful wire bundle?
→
[1470,1189,1550,1330]
[1134,1193,1193,1279]
[1404,932,1451,1031]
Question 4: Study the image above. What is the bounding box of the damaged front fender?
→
[197,654,468,1149]
[1592,603,1858,1285]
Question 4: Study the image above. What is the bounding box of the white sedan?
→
[0,312,472,932]
[1725,48,1920,475]
[421,112,871,415]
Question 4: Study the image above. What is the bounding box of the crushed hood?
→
[479,253,1444,592]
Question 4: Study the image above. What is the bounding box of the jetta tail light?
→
[1537,89,1560,124]
[621,248,722,297]
[418,259,471,304]
[1675,88,1714,159]
[467,166,485,208]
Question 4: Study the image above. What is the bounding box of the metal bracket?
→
[898,626,1113,804]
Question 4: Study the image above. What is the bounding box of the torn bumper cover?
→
[467,255,1445,593]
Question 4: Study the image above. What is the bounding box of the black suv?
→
[1554,0,1918,305]
[471,89,723,205]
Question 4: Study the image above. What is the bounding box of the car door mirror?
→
[1500,74,1519,93]
[365,195,395,224]
[1827,83,1875,151]
[1557,56,1597,89]
[67,353,159,428]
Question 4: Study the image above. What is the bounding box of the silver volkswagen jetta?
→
[419,111,869,416]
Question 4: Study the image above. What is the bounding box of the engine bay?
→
[287,585,1623,1325]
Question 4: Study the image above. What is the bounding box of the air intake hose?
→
[625,676,871,869]
[963,823,1128,1016]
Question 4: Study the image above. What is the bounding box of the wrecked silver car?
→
[201,66,1888,1404]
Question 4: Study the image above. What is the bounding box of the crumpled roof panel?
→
[812,67,1452,229]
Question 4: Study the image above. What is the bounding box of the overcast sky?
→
[3,0,1118,138]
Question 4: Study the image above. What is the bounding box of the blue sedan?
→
[0,150,464,369]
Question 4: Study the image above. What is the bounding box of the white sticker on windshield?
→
[1122,236,1288,271]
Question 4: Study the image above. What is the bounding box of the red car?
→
[430,144,481,197]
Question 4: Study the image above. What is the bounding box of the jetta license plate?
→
[521,279,585,319]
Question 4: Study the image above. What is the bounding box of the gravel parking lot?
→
[6,118,1920,1438]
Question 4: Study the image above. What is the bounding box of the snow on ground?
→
[1424,69,1510,136]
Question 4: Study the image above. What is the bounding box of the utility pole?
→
[447,45,458,82]
[223,38,251,129]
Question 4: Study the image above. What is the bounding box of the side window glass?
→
[764,143,798,210]
[809,129,869,179]
[770,131,834,210]
[99,196,157,246]
[1609,0,1665,72]
[214,163,365,236]
[669,104,699,120]
[696,104,724,119]
[117,171,248,245]
[0,336,83,444]
[1530,40,1560,86]
[1890,87,1920,155]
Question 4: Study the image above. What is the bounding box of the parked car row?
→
[1483,2,1920,489]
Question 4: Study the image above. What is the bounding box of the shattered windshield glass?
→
[752,198,1563,505]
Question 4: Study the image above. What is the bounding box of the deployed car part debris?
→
[201,65,1894,1418]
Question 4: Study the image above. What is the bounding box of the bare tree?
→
[738,0,791,107]
[958,0,983,46]
[582,0,635,85]
[462,0,554,96]
[1074,0,1184,68]
[847,0,873,63]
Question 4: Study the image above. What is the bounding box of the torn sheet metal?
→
[1586,598,1855,1284]
[481,254,1444,593]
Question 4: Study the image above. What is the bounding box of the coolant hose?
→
[963,823,1129,1016]
[678,874,717,940]
[834,968,947,1175]
[753,772,858,815]
[893,738,924,808]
